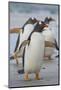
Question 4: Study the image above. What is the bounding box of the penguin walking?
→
[24,32,44,80]
[19,21,48,80]
[16,17,38,64]
[42,27,55,59]
[41,17,59,60]
[10,18,38,65]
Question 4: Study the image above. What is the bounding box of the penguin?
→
[42,17,59,59]
[10,17,38,65]
[12,18,39,74]
[18,21,48,80]
[16,17,38,63]
[17,17,38,50]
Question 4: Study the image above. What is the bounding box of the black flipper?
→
[18,47,25,74]
[54,39,59,58]
[54,39,59,50]
[14,33,20,52]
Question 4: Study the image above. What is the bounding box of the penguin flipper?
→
[54,39,59,50]
[14,34,20,52]
[19,40,30,50]
[13,40,30,60]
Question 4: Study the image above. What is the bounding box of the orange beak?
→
[45,24,48,28]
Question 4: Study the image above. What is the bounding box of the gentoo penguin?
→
[18,21,48,80]
[10,17,38,64]
[17,17,38,50]
[42,17,59,59]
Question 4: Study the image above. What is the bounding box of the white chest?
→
[24,32,45,73]
[42,29,54,43]
[42,28,54,57]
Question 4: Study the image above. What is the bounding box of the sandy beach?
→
[9,56,59,88]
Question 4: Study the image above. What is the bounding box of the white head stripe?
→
[31,17,34,20]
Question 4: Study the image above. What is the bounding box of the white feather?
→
[31,17,34,20]
[42,27,55,57]
[42,27,54,42]
[24,32,44,73]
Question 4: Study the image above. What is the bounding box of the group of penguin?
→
[10,17,59,80]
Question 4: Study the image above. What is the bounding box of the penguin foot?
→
[24,73,29,80]
[35,77,40,80]
[35,73,40,80]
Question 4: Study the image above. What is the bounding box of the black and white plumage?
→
[10,18,38,60]
[42,27,55,58]
[18,21,48,74]
[24,32,44,73]
[42,17,59,59]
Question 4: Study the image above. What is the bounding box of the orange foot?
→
[24,73,29,80]
[35,72,40,80]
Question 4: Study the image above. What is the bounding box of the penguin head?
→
[31,17,39,24]
[41,17,55,25]
[34,21,48,32]
[26,17,38,24]
[40,21,48,30]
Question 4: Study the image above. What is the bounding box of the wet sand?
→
[9,57,59,88]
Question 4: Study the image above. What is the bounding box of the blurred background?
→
[9,2,59,55]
